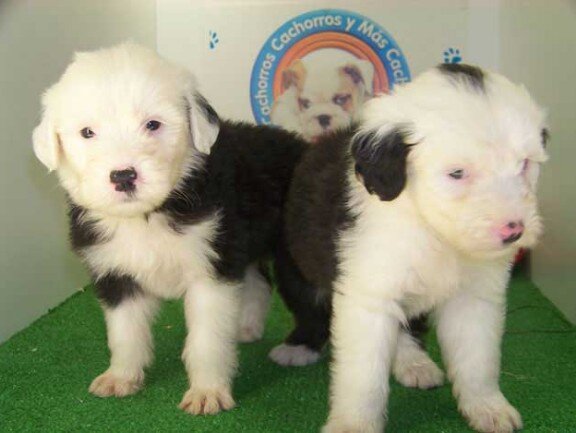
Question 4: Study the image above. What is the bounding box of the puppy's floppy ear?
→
[33,107,61,172]
[282,59,306,91]
[341,60,374,93]
[187,92,220,154]
[352,126,413,201]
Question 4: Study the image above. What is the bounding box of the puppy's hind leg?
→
[393,316,444,389]
[90,276,159,398]
[269,244,329,367]
[237,262,272,343]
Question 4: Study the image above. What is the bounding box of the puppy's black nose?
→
[317,114,332,128]
[110,167,137,184]
[110,167,137,192]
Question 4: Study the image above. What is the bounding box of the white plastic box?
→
[157,0,499,136]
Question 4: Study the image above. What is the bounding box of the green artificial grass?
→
[1,273,575,432]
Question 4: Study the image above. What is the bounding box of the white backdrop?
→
[3,0,573,343]
[157,0,500,123]
[0,0,157,343]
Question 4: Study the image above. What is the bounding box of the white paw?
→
[89,369,143,397]
[179,386,236,415]
[393,358,444,389]
[237,321,264,343]
[269,343,321,366]
[322,419,382,433]
[460,393,523,433]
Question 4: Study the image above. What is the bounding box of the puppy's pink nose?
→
[499,221,524,244]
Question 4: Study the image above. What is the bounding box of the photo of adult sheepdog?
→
[272,64,549,433]
[32,43,307,414]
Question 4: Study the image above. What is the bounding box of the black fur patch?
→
[352,127,412,201]
[284,127,357,297]
[93,272,143,307]
[275,237,332,351]
[157,158,215,234]
[541,128,550,148]
[437,63,485,92]
[405,314,429,349]
[278,126,428,352]
[194,93,220,125]
[156,120,307,283]
[208,122,306,281]
[68,203,105,250]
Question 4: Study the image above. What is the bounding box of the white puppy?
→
[277,64,548,432]
[271,56,373,142]
[33,43,305,414]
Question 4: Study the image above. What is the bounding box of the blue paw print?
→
[209,31,219,50]
[443,48,462,64]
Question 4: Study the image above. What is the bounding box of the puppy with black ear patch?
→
[274,64,548,432]
[33,43,306,414]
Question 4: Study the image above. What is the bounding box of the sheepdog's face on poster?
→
[33,43,218,217]
[356,65,548,258]
[272,50,374,142]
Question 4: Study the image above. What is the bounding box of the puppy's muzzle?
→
[110,167,137,193]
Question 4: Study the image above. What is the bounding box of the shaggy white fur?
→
[324,66,547,433]
[32,43,274,415]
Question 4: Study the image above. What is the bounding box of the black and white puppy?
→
[273,64,548,432]
[32,43,306,415]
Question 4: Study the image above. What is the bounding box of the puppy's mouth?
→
[115,181,136,194]
[113,183,139,203]
[311,133,333,143]
[310,135,321,143]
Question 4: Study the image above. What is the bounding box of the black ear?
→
[351,127,412,201]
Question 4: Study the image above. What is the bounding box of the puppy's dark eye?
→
[80,127,95,139]
[449,169,465,180]
[298,98,311,110]
[333,94,351,106]
[146,120,162,131]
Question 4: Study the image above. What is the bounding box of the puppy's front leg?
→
[90,277,159,397]
[323,294,401,433]
[180,278,240,415]
[437,289,522,433]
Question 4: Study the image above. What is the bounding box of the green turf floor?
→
[1,273,575,432]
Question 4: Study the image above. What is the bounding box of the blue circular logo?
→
[250,9,411,125]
